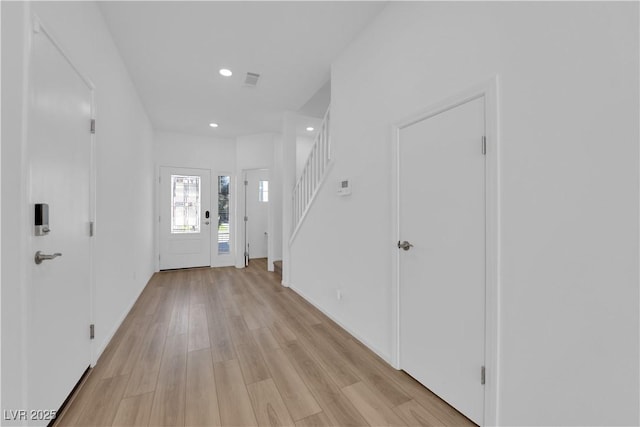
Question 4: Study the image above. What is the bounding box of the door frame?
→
[26,13,98,371]
[390,77,500,426]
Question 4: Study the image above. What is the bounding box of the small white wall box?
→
[337,178,351,196]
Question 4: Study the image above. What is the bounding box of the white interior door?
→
[28,24,93,422]
[159,167,211,269]
[399,97,486,425]
[245,169,269,261]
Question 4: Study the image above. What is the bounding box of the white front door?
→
[244,169,269,261]
[159,167,211,269]
[28,23,93,422]
[399,97,486,425]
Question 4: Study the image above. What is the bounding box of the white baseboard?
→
[289,284,394,368]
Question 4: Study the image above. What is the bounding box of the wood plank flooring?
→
[56,259,475,427]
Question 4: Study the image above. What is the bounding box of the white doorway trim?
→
[390,77,500,426]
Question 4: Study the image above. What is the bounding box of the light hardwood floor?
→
[56,259,475,427]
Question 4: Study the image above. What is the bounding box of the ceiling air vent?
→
[243,72,260,88]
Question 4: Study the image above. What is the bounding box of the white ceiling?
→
[98,1,386,138]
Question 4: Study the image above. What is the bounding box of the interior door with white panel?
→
[28,21,93,424]
[159,167,211,269]
[399,96,486,425]
[245,169,269,262]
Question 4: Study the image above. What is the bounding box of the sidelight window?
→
[218,176,230,254]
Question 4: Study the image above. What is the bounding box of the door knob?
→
[204,221,210,225]
[34,251,62,264]
[397,241,414,251]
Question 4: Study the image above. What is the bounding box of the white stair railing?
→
[291,106,331,243]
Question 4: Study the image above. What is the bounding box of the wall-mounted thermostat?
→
[337,178,351,196]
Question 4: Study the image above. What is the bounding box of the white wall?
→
[281,113,297,286]
[1,2,29,415]
[236,133,276,171]
[155,131,236,172]
[0,1,3,414]
[271,135,283,264]
[154,130,237,268]
[289,2,639,425]
[296,135,314,180]
[235,133,275,268]
[2,0,155,414]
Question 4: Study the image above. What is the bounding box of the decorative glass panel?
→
[218,176,230,254]
[259,180,269,202]
[171,175,201,233]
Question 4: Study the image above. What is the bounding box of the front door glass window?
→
[171,175,201,233]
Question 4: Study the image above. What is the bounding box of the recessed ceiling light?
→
[306,127,314,131]
[219,68,232,77]
[209,123,219,128]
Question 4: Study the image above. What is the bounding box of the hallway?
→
[56,260,473,426]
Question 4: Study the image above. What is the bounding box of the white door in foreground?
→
[28,24,92,424]
[399,97,486,425]
[160,167,211,269]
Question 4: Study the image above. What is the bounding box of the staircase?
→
[290,106,331,243]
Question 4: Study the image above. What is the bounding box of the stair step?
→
[273,260,282,277]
